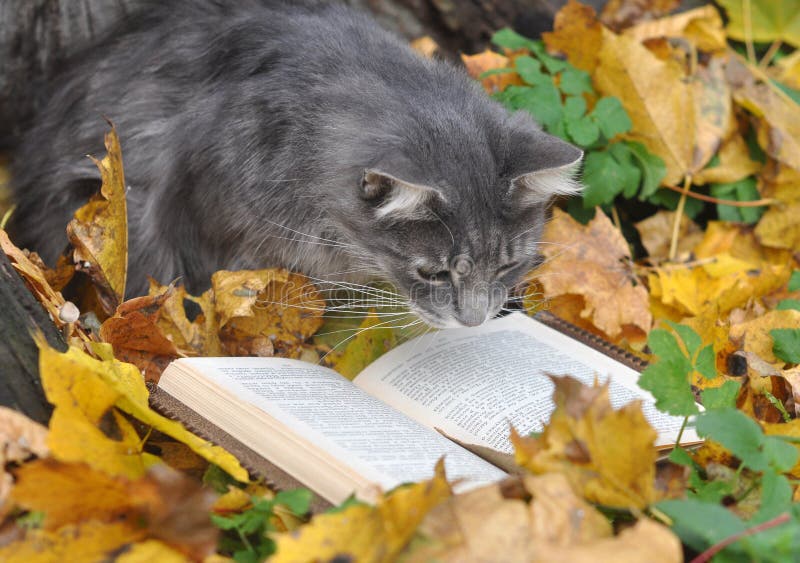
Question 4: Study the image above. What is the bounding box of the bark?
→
[0,247,62,423]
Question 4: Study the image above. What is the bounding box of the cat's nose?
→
[455,293,490,327]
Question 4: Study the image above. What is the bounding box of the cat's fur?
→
[9,0,582,328]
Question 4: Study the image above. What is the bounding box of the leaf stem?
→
[672,417,689,456]
[689,512,791,563]
[668,175,692,261]
[0,205,14,230]
[759,40,782,69]
[742,0,756,65]
[660,183,775,207]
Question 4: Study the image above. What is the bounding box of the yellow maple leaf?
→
[149,279,223,357]
[38,338,248,482]
[532,208,651,343]
[511,376,658,509]
[0,520,146,563]
[272,459,451,562]
[66,125,128,315]
[543,0,605,74]
[213,269,325,358]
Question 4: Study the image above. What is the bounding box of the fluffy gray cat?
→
[8,0,582,328]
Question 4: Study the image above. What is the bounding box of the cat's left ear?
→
[508,128,583,207]
[359,167,445,220]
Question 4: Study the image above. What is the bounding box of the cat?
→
[8,0,582,329]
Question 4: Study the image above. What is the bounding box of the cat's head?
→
[331,106,582,328]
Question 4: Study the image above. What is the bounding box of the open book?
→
[157,312,700,506]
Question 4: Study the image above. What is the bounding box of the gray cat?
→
[8,0,582,328]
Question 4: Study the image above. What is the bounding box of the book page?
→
[161,357,506,503]
[354,313,699,450]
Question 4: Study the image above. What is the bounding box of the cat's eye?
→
[417,268,450,284]
[496,261,520,277]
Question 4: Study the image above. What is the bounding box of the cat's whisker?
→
[317,316,425,364]
[259,218,358,248]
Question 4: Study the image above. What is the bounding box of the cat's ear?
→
[360,169,444,220]
[507,126,584,207]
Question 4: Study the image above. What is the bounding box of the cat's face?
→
[341,112,583,328]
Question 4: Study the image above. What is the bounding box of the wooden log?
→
[0,247,61,423]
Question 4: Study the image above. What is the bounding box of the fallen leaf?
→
[718,0,800,48]
[66,125,128,316]
[9,460,216,560]
[0,520,146,563]
[331,311,399,380]
[460,50,521,94]
[693,132,763,185]
[594,28,695,185]
[149,280,223,357]
[634,210,703,261]
[100,288,182,381]
[213,269,324,358]
[624,5,727,51]
[729,309,800,367]
[533,208,652,342]
[600,0,680,32]
[511,376,658,509]
[0,408,48,519]
[728,56,800,171]
[543,0,605,74]
[272,459,451,562]
[38,338,249,482]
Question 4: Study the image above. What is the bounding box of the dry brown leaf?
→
[534,208,651,342]
[100,288,182,381]
[511,376,658,509]
[149,280,223,357]
[0,230,80,337]
[600,0,679,32]
[213,269,324,358]
[66,125,128,316]
[460,50,521,94]
[543,0,604,74]
[635,210,703,261]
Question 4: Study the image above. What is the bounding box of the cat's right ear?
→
[360,169,444,220]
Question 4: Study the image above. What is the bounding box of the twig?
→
[610,204,623,232]
[759,40,782,69]
[660,184,776,207]
[689,512,791,563]
[668,175,692,261]
[743,0,756,65]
